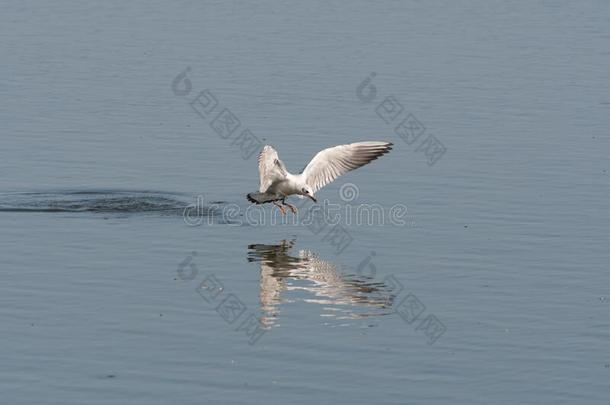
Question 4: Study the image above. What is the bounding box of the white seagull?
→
[247,141,393,214]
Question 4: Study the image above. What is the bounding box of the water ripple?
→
[0,190,217,216]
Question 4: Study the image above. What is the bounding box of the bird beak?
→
[308,195,317,203]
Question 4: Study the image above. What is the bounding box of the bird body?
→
[247,141,393,212]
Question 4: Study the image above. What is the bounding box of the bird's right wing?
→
[301,141,393,193]
[258,145,288,192]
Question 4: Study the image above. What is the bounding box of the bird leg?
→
[273,201,286,215]
[285,203,297,214]
[281,198,297,214]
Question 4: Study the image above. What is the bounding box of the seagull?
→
[247,141,393,214]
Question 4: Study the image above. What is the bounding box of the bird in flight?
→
[247,141,393,214]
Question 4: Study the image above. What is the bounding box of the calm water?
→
[2,1,609,404]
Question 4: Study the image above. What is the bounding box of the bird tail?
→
[246,193,264,204]
[247,192,276,204]
[246,193,261,204]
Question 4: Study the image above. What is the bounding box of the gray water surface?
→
[2,1,610,404]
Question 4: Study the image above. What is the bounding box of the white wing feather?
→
[301,141,393,192]
[258,145,288,192]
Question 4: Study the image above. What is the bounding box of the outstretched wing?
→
[301,141,392,192]
[258,145,288,192]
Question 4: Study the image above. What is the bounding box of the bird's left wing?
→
[301,141,392,193]
[258,145,288,192]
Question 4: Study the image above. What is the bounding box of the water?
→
[2,1,609,404]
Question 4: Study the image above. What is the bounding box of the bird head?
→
[300,186,317,203]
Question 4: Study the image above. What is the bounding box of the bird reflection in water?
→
[247,240,398,328]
